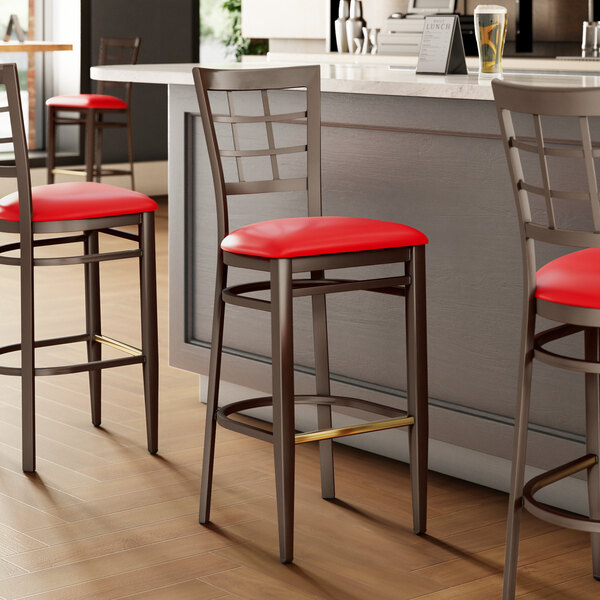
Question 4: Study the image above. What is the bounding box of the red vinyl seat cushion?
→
[46,94,128,110]
[0,182,157,222]
[221,216,428,259]
[536,248,600,309]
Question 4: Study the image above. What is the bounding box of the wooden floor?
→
[0,198,597,599]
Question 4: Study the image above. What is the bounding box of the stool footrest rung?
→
[215,394,413,445]
[93,334,142,356]
[523,453,600,533]
[0,333,143,376]
[294,416,414,444]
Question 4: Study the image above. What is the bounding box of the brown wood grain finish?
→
[0,200,596,597]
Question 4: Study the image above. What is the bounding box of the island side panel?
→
[169,82,588,472]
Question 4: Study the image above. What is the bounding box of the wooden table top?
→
[0,41,73,53]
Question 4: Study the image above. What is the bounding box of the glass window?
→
[1,2,39,151]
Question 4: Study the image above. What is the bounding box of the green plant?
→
[221,0,268,61]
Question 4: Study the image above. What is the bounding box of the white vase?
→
[346,0,366,53]
[335,0,350,52]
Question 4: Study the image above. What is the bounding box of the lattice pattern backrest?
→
[493,79,600,250]
[96,37,141,100]
[0,63,32,225]
[193,65,322,240]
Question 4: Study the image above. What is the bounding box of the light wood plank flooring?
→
[0,198,597,599]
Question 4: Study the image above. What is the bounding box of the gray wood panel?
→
[169,84,591,460]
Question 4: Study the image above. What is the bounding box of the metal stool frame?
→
[493,78,600,598]
[193,65,428,563]
[47,37,140,189]
[0,63,158,473]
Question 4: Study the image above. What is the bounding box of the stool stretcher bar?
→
[294,416,415,444]
[523,454,600,533]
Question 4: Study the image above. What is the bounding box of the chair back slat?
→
[532,114,556,228]
[579,116,600,231]
[262,90,280,180]
[192,65,322,241]
[212,111,307,124]
[0,165,18,178]
[96,37,141,103]
[493,79,600,256]
[0,63,33,229]
[519,181,588,202]
[225,177,308,196]
[219,145,307,158]
[227,91,245,183]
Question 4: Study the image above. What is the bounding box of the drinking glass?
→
[474,5,508,76]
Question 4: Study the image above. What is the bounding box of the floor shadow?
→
[205,522,377,600]
[328,498,414,534]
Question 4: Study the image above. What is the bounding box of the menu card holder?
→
[4,14,25,43]
[416,15,467,75]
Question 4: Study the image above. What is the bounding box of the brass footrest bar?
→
[294,416,414,444]
[51,168,88,178]
[216,394,412,446]
[94,334,142,357]
[523,454,600,533]
[51,167,132,178]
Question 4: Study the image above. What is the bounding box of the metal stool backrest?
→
[493,79,600,281]
[95,36,141,106]
[0,63,33,231]
[192,65,322,243]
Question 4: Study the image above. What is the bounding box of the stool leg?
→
[405,245,428,535]
[585,328,600,580]
[20,237,35,473]
[502,295,536,600]
[271,259,295,563]
[47,106,56,184]
[140,213,159,454]
[311,270,335,500]
[126,109,135,190]
[85,110,95,182]
[199,257,227,524]
[95,113,103,183]
[84,231,102,426]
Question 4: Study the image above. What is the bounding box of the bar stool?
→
[493,79,600,598]
[0,63,158,472]
[46,37,140,188]
[193,65,429,563]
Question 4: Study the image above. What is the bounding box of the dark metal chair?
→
[0,62,158,472]
[493,78,600,598]
[46,37,140,189]
[193,64,429,563]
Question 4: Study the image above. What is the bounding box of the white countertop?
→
[91,57,600,102]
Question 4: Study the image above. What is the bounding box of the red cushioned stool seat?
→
[536,248,600,309]
[0,182,157,223]
[221,216,429,259]
[46,94,128,110]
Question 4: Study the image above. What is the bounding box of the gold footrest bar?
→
[51,168,88,177]
[93,334,142,357]
[52,168,132,178]
[523,453,600,533]
[294,416,414,444]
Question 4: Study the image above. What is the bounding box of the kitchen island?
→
[92,58,600,512]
